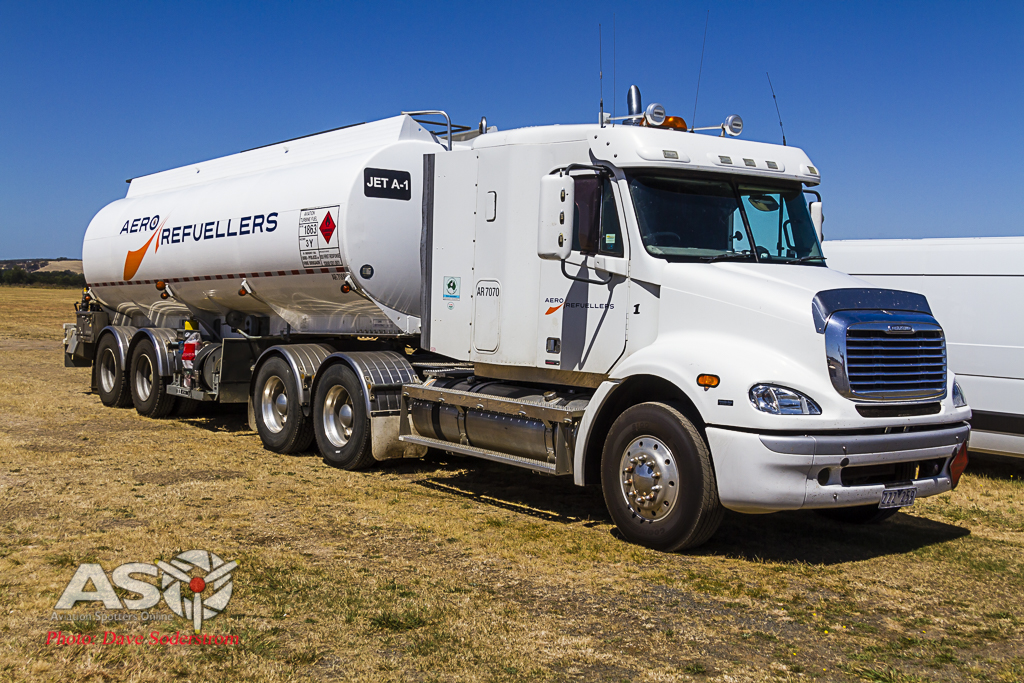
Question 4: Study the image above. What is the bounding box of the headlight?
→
[749,384,822,415]
[952,380,968,408]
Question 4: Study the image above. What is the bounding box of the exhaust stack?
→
[626,85,642,124]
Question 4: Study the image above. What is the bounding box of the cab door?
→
[536,173,630,374]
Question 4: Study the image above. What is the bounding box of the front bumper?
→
[706,423,970,514]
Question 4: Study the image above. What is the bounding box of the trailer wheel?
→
[815,505,899,524]
[253,357,314,454]
[601,402,723,552]
[130,338,176,418]
[313,364,373,470]
[94,333,132,408]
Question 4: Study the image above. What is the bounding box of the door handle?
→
[593,255,628,277]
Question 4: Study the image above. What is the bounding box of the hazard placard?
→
[298,205,341,267]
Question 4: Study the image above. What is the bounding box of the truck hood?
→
[659,262,868,331]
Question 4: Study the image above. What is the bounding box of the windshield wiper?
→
[700,252,755,263]
[787,255,827,264]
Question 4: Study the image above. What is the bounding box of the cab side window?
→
[572,175,600,253]
[598,179,623,257]
[572,175,623,256]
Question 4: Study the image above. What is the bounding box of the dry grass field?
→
[1,286,1022,682]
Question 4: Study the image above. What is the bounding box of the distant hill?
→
[0,259,85,287]
[0,258,83,273]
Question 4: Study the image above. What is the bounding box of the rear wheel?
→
[601,402,723,552]
[313,364,373,470]
[94,334,131,407]
[816,505,899,524]
[253,357,314,454]
[130,338,176,418]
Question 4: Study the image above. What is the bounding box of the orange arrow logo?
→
[545,302,564,315]
[122,218,167,281]
[123,232,157,281]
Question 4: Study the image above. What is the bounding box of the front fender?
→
[611,329,832,432]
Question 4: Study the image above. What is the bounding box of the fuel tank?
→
[411,377,591,462]
[81,116,440,335]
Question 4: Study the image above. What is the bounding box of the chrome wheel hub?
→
[323,385,355,448]
[100,348,117,394]
[134,354,153,401]
[619,436,680,522]
[261,376,288,433]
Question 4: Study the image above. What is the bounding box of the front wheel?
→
[601,402,723,552]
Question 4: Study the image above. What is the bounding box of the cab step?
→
[398,434,558,474]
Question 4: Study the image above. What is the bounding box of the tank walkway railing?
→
[401,110,471,151]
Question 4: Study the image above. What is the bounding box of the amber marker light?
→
[155,280,166,291]
[340,283,352,293]
[697,374,720,390]
[662,116,688,130]
[160,291,169,300]
[238,287,247,296]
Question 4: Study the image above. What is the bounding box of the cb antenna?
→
[766,71,787,146]
[691,10,709,131]
[613,14,617,122]
[599,24,604,127]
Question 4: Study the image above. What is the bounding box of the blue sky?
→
[1,1,1022,259]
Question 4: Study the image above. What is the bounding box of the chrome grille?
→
[845,327,946,400]
[824,311,948,402]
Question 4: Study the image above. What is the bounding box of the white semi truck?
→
[64,89,972,550]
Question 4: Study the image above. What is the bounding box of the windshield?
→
[627,172,824,264]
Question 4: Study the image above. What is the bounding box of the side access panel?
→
[425,150,478,359]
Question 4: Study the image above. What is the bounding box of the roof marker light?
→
[663,116,687,130]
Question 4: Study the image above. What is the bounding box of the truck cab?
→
[418,114,970,548]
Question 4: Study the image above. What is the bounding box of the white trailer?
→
[826,237,1024,458]
[64,90,972,551]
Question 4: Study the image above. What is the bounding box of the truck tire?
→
[94,333,132,408]
[253,356,314,454]
[815,505,899,524]
[312,363,374,470]
[130,338,177,418]
[601,402,724,552]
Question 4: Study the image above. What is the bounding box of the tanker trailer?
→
[66,95,972,551]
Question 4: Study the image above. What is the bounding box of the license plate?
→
[879,487,917,509]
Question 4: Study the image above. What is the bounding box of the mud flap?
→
[372,415,427,460]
